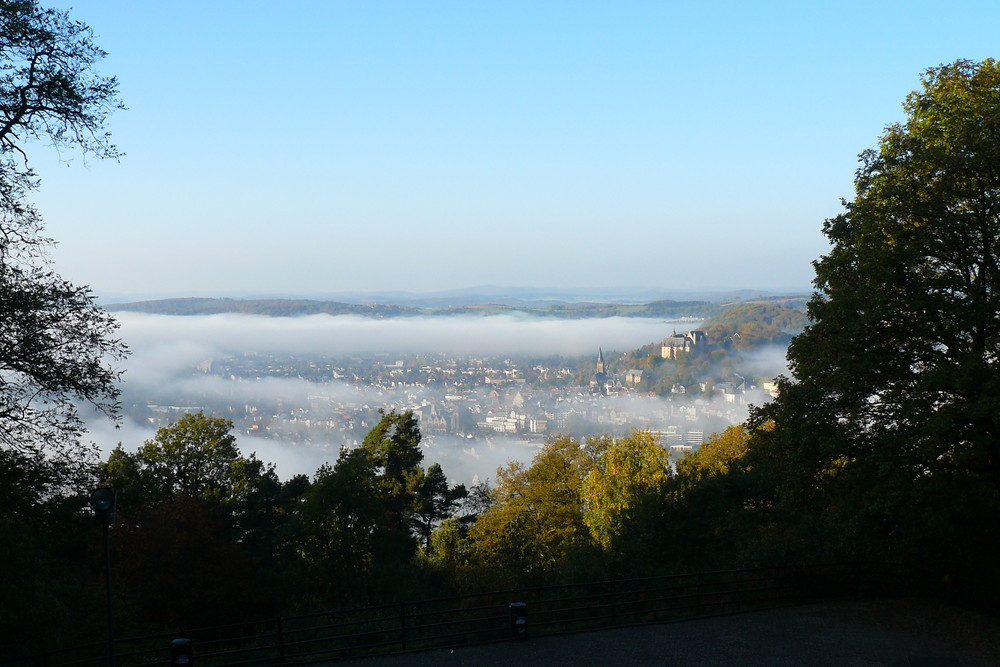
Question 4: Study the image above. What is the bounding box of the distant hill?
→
[106,298,420,317]
[100,286,809,308]
[105,294,810,320]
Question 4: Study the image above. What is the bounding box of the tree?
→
[111,495,265,632]
[410,462,467,552]
[663,425,755,570]
[468,435,599,585]
[103,412,277,513]
[294,412,467,604]
[675,424,750,481]
[0,238,126,467]
[582,431,671,557]
[294,448,418,605]
[746,60,1000,583]
[0,4,124,645]
[0,1,122,200]
[0,0,125,465]
[359,408,469,547]
[101,414,297,628]
[0,447,104,654]
[361,409,423,509]
[135,412,243,499]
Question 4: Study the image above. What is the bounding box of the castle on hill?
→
[589,329,709,396]
[660,330,707,359]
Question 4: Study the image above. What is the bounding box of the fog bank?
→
[117,312,691,357]
[81,313,787,484]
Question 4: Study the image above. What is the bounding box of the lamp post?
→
[90,488,116,666]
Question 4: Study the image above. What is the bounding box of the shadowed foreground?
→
[324,598,1000,667]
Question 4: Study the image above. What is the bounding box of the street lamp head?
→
[90,487,116,525]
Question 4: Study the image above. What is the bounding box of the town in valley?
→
[120,323,785,479]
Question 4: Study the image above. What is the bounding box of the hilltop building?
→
[661,330,707,359]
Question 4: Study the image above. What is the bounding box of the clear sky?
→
[30,1,1000,297]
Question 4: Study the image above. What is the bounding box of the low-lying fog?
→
[117,312,692,357]
[84,313,788,486]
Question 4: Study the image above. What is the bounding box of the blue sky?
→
[31,1,1000,297]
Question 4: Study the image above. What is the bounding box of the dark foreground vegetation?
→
[1,0,999,661]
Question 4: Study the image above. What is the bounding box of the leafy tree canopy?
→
[361,409,423,489]
[468,435,599,584]
[102,412,276,511]
[746,59,1000,577]
[410,462,467,552]
[700,302,807,349]
[582,431,671,552]
[0,0,124,466]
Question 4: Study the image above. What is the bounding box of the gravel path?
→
[322,598,1000,666]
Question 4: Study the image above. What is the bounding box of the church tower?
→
[592,347,608,395]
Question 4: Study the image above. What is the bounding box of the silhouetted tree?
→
[0,1,124,653]
[411,462,467,552]
[0,0,125,468]
[745,59,1000,594]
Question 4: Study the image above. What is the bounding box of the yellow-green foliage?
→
[582,431,671,549]
[676,424,750,479]
[468,436,595,581]
[701,302,807,349]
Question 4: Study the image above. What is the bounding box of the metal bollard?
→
[509,602,527,640]
[170,638,193,665]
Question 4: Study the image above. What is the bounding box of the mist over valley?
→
[87,312,790,486]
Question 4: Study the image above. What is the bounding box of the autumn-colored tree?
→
[99,413,302,626]
[582,431,672,566]
[467,436,599,585]
[663,425,755,569]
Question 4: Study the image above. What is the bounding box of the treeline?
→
[0,409,748,651]
[14,399,995,659]
[0,412,671,649]
[701,302,808,345]
[6,394,997,657]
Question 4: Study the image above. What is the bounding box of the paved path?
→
[324,598,1000,666]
